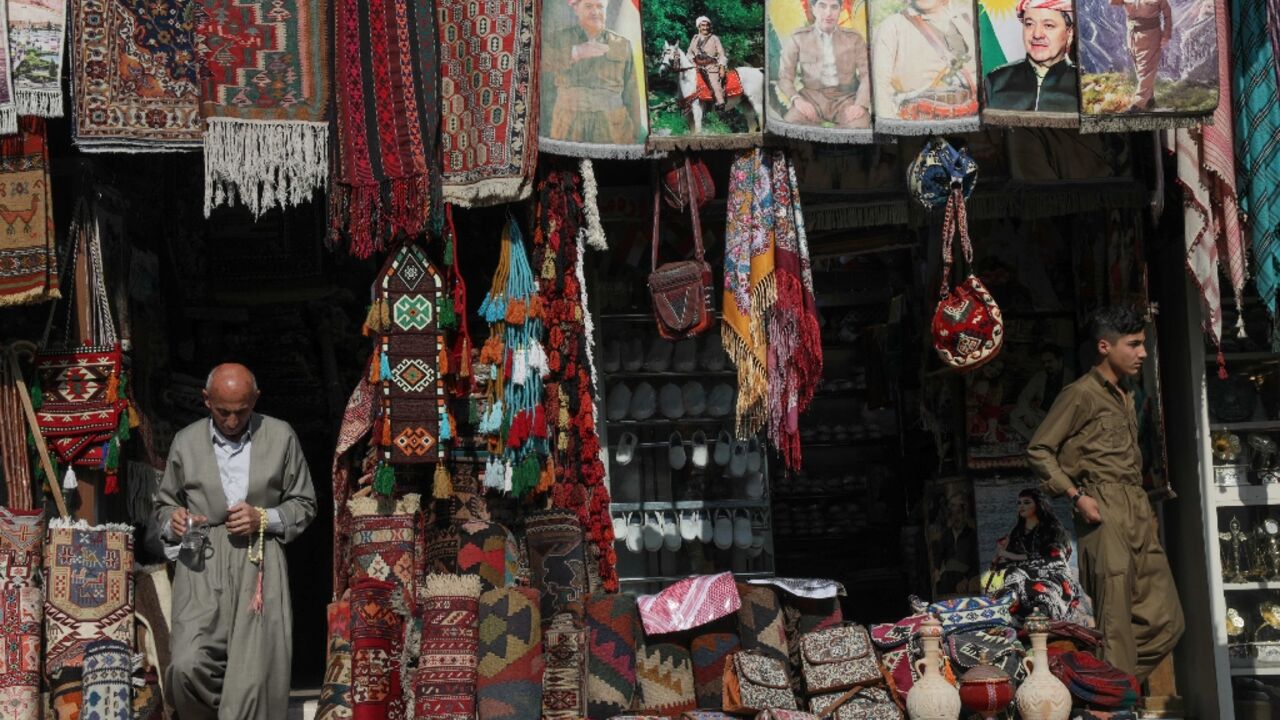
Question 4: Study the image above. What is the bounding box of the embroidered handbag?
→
[755,711,820,720]
[663,154,715,211]
[927,595,1014,634]
[810,686,904,720]
[800,624,881,694]
[723,651,798,713]
[649,158,715,341]
[907,137,977,210]
[930,188,1003,370]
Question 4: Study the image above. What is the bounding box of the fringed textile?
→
[0,119,57,305]
[533,166,617,591]
[0,585,40,720]
[413,574,481,719]
[80,639,132,720]
[437,0,539,205]
[347,494,422,612]
[542,612,587,720]
[0,507,42,583]
[329,0,437,256]
[477,586,544,720]
[976,0,1079,127]
[43,520,134,679]
[1165,0,1244,366]
[197,0,330,216]
[332,374,377,600]
[525,509,590,623]
[8,0,67,116]
[584,593,642,718]
[1238,0,1280,316]
[350,578,409,720]
[0,0,17,135]
[70,0,203,150]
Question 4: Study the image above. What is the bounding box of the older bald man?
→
[151,363,316,720]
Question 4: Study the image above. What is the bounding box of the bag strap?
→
[937,188,973,300]
[652,156,706,272]
[41,199,117,349]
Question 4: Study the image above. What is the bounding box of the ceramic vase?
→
[1015,611,1072,720]
[958,651,1014,719]
[906,617,961,720]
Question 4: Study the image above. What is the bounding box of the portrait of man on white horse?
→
[643,0,765,140]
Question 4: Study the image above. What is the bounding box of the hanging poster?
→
[765,0,873,142]
[1076,0,1218,132]
[540,0,651,158]
[642,0,765,149]
[869,0,980,135]
[979,0,1079,126]
[924,475,981,597]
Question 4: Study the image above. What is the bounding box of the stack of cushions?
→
[1049,650,1140,710]
[636,642,697,716]
[585,592,643,718]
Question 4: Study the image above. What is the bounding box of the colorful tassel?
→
[460,336,473,378]
[1218,350,1229,380]
[440,408,452,441]
[116,411,131,443]
[438,346,449,375]
[62,465,77,490]
[373,462,395,495]
[379,351,391,382]
[380,415,392,447]
[432,463,452,499]
[104,473,119,495]
[505,299,527,325]
[106,373,119,402]
[439,296,457,329]
[379,300,390,332]
[128,403,141,429]
[370,346,382,382]
[250,565,265,614]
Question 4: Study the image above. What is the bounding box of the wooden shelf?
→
[1214,484,1280,507]
[1224,581,1280,591]
[1210,422,1280,432]
[1230,662,1280,676]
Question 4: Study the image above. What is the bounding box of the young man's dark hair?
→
[1088,305,1144,344]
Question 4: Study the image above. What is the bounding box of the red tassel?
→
[1218,350,1229,380]
[381,416,392,446]
[439,346,450,375]
[104,473,119,495]
[532,405,547,439]
[250,566,264,614]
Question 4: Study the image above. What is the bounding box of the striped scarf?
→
[1237,0,1280,316]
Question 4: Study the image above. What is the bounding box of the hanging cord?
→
[41,200,117,349]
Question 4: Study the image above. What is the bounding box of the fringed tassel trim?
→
[203,119,328,218]
[16,91,62,119]
[579,159,607,250]
[48,518,134,533]
[424,572,482,598]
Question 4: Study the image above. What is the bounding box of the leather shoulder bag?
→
[649,157,715,340]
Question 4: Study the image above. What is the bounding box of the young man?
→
[776,0,871,128]
[1026,306,1183,681]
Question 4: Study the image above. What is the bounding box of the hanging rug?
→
[8,0,67,116]
[0,119,58,306]
[43,520,134,680]
[0,584,41,720]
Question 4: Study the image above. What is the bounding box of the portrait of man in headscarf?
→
[984,0,1078,114]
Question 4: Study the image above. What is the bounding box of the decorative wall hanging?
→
[43,519,134,679]
[477,586,544,720]
[197,0,330,217]
[0,1,17,135]
[414,574,481,719]
[70,0,203,150]
[329,0,437,257]
[1234,0,1280,318]
[347,494,421,611]
[0,585,40,720]
[539,0,649,158]
[636,642,697,715]
[317,600,353,720]
[542,612,588,720]
[642,0,765,149]
[0,119,57,306]
[1076,0,1217,132]
[533,167,617,591]
[437,0,539,205]
[979,0,1079,127]
[457,520,518,593]
[350,577,408,720]
[869,0,980,135]
[80,639,132,720]
[584,592,642,718]
[8,0,66,116]
[765,0,872,142]
[525,509,589,621]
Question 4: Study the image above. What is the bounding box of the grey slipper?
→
[672,338,698,372]
[629,382,657,420]
[659,383,685,419]
[669,432,687,470]
[622,337,645,371]
[603,339,621,373]
[714,430,733,466]
[746,437,762,474]
[615,431,639,465]
[606,383,632,421]
[700,338,727,371]
[682,381,707,417]
[729,440,749,478]
[644,338,675,372]
[707,383,735,418]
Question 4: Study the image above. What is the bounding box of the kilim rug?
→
[690,632,739,709]
[477,586,543,720]
[80,639,131,720]
[636,642,697,716]
[69,0,203,150]
[318,599,353,720]
[414,574,481,719]
[584,592,641,719]
[197,0,330,217]
[525,509,589,622]
[0,507,42,584]
[0,585,40,720]
[424,526,461,575]
[132,565,173,720]
[542,612,587,720]
[351,578,408,720]
[436,0,539,205]
[7,0,65,116]
[372,243,449,468]
[43,520,133,679]
[458,520,518,592]
[0,119,57,306]
[49,671,83,720]
[331,374,376,600]
[735,583,790,671]
[348,494,421,611]
[329,0,437,257]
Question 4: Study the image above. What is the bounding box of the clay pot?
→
[958,651,1014,719]
[906,617,961,720]
[1015,611,1071,720]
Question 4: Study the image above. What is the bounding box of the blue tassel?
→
[440,409,452,441]
[379,352,391,381]
[99,441,111,470]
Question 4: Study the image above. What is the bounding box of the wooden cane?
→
[7,350,69,519]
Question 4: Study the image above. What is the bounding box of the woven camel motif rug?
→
[351,578,408,720]
[0,584,41,720]
[477,586,543,720]
[636,642,696,716]
[43,520,134,679]
[0,119,57,306]
[0,507,42,585]
[413,574,481,719]
[70,0,203,150]
[436,0,539,205]
[8,0,65,116]
[584,592,641,719]
[348,494,421,612]
[525,509,589,621]
[329,0,437,257]
[81,639,132,720]
[317,600,353,720]
[457,520,518,592]
[197,0,330,216]
[542,612,587,720]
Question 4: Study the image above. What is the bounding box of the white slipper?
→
[679,511,699,542]
[625,512,644,554]
[745,470,764,500]
[690,430,709,469]
[643,512,664,552]
[747,532,765,559]
[615,431,639,466]
[699,511,713,544]
[668,432,687,471]
[663,512,682,552]
[714,430,733,466]
[612,513,628,540]
[606,383,632,421]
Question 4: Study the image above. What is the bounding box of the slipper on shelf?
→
[659,383,685,420]
[672,337,698,372]
[606,383,632,422]
[690,430,709,469]
[682,381,707,417]
[615,431,639,466]
[668,431,687,471]
[629,382,657,420]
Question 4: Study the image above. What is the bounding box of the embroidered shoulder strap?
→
[937,189,973,300]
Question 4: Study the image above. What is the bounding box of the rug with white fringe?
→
[43,520,134,679]
[197,0,330,217]
[8,0,65,118]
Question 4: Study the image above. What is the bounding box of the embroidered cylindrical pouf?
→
[543,612,588,720]
[478,586,544,720]
[637,642,697,717]
[348,494,421,611]
[414,574,482,719]
[81,639,132,720]
[458,520,518,592]
[44,521,134,680]
[317,599,353,720]
[691,632,741,708]
[584,592,642,719]
[350,578,408,720]
[0,584,41,720]
[735,583,790,669]
[526,510,589,621]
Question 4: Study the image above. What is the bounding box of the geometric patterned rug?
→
[43,521,133,679]
[477,586,543,720]
[348,494,421,612]
[81,638,132,720]
[0,584,41,719]
[350,578,407,720]
[0,507,43,586]
[584,593,641,719]
[413,574,480,719]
